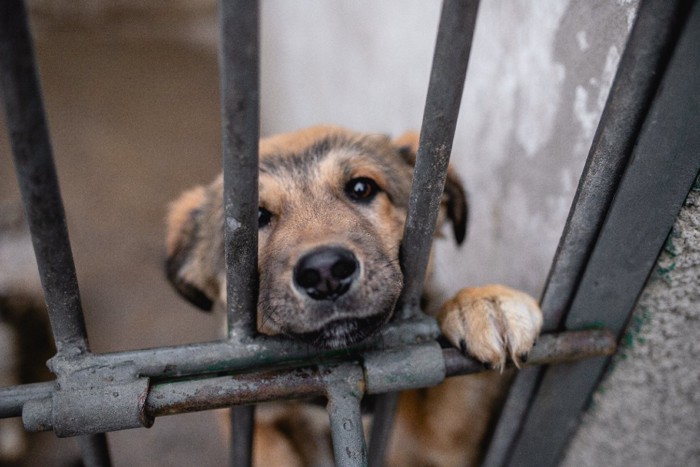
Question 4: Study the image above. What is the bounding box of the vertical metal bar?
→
[78,433,112,467]
[482,1,694,465]
[538,0,693,332]
[219,1,259,465]
[397,0,480,316]
[367,392,399,467]
[326,366,368,467]
[229,405,255,467]
[220,0,260,339]
[504,1,700,465]
[0,0,89,356]
[1,3,114,465]
[369,3,480,465]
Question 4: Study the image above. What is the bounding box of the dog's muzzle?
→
[293,246,359,301]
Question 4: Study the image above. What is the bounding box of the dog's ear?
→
[165,184,223,311]
[394,132,468,245]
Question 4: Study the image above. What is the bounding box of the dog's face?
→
[166,126,467,349]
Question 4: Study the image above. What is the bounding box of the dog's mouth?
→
[290,313,389,350]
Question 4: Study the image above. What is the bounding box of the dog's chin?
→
[292,313,389,350]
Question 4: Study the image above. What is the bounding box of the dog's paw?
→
[438,284,543,371]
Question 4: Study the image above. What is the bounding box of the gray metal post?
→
[220,0,260,340]
[219,0,260,465]
[397,0,481,316]
[78,434,113,467]
[326,365,367,467]
[370,2,481,465]
[0,1,113,465]
[0,0,88,357]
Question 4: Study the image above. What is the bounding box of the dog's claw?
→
[459,338,468,356]
[438,285,543,372]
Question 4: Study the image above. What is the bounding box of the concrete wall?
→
[563,177,700,466]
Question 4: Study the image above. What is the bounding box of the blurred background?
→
[2,1,697,466]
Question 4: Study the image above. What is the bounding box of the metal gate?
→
[1,0,698,466]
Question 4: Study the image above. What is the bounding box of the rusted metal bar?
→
[0,0,89,357]
[0,3,115,464]
[46,317,438,380]
[325,364,367,467]
[371,2,481,464]
[146,367,328,417]
[0,330,611,432]
[539,0,693,332]
[1,330,615,427]
[443,329,616,377]
[229,406,255,467]
[397,0,481,317]
[220,0,260,340]
[367,392,399,467]
[219,1,260,461]
[0,382,54,419]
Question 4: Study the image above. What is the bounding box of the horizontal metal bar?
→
[1,330,616,431]
[220,0,260,340]
[443,329,616,377]
[146,367,328,417]
[149,334,620,419]
[137,331,618,420]
[397,0,480,316]
[44,315,439,380]
[0,381,54,418]
[0,0,89,356]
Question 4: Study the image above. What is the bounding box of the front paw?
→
[438,284,543,371]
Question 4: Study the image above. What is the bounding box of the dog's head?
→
[166,126,467,349]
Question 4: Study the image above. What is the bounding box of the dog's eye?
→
[345,177,379,203]
[258,208,272,228]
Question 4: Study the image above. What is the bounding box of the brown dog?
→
[166,126,542,466]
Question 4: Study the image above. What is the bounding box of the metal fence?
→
[1,0,698,466]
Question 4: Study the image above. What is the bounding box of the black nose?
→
[294,247,359,301]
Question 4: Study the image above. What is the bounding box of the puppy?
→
[166,126,542,466]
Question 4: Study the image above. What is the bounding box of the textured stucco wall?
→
[562,178,700,466]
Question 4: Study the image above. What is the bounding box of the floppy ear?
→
[165,183,224,311]
[393,132,468,245]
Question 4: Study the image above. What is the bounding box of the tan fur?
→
[439,285,543,371]
[166,125,542,466]
[165,185,207,256]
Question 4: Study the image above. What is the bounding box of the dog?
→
[165,126,542,466]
